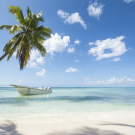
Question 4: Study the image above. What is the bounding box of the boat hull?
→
[11,85,52,95]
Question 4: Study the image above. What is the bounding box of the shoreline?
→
[1,110,135,123]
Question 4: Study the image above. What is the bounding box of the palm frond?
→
[36,11,44,22]
[32,33,45,44]
[30,34,46,55]
[33,26,52,39]
[33,42,46,56]
[35,26,52,34]
[3,33,22,52]
[6,35,24,61]
[24,45,30,66]
[36,11,42,18]
[17,44,30,70]
[26,5,31,17]
[35,31,51,39]
[7,49,16,61]
[10,25,23,34]
[8,5,24,25]
[0,25,13,30]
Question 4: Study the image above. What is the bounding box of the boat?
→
[10,84,52,95]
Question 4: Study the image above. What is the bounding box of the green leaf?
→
[8,5,25,25]
[0,25,13,30]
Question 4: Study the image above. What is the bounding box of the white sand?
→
[0,118,135,135]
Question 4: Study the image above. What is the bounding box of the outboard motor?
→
[44,87,47,90]
[47,87,51,90]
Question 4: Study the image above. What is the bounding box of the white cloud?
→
[57,10,69,18]
[36,69,46,77]
[74,39,80,44]
[67,47,75,53]
[36,56,45,64]
[86,76,135,85]
[65,67,79,72]
[88,36,127,60]
[75,60,79,62]
[112,57,121,61]
[27,50,45,68]
[89,42,94,45]
[43,33,70,55]
[57,10,87,29]
[106,76,135,84]
[124,0,135,3]
[87,2,104,19]
[13,52,17,56]
[65,13,87,29]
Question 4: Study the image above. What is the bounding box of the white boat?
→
[10,84,52,95]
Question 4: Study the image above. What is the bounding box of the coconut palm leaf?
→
[8,5,25,25]
[0,25,13,30]
[3,33,22,52]
[9,25,23,34]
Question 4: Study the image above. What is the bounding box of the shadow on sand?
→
[0,121,23,135]
[48,126,125,135]
[0,121,127,135]
[100,122,135,128]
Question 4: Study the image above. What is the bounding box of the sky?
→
[0,0,135,87]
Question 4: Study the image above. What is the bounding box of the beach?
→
[0,87,135,135]
[0,117,135,135]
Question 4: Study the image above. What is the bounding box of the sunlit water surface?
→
[0,87,135,122]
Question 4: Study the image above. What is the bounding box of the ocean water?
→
[0,87,135,122]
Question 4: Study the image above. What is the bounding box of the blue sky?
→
[1,0,135,87]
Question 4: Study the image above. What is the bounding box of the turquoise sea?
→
[0,87,135,122]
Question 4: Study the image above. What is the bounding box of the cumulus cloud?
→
[67,47,75,53]
[75,60,79,62]
[36,69,46,77]
[88,36,127,60]
[74,39,80,44]
[13,52,17,56]
[65,13,87,29]
[112,57,121,61]
[65,67,79,72]
[43,33,70,55]
[27,50,45,68]
[89,42,94,45]
[106,76,135,84]
[87,2,104,19]
[124,0,135,3]
[57,10,69,18]
[57,10,87,29]
[86,76,135,85]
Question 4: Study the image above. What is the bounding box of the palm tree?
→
[0,5,52,70]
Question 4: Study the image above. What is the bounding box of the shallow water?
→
[0,87,135,122]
